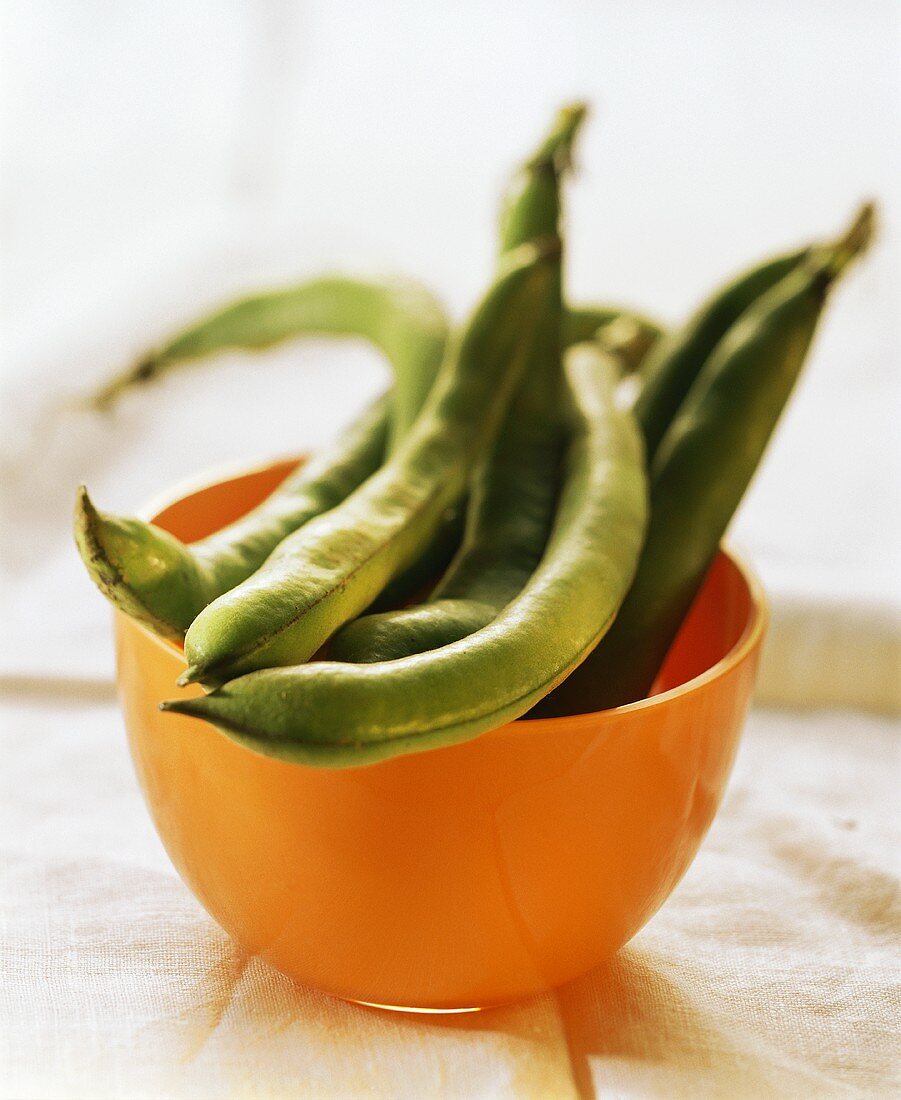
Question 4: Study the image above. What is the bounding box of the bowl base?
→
[350,999,484,1015]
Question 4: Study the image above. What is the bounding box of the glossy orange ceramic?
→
[116,458,767,1011]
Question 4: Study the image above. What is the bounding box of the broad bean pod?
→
[634,248,809,462]
[329,101,585,662]
[75,396,388,641]
[91,275,448,451]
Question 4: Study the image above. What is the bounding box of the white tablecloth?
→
[3,698,898,1099]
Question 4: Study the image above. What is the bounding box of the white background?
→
[1,0,899,682]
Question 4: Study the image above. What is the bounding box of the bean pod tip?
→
[827,200,877,278]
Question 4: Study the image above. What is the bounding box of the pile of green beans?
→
[534,203,875,717]
[76,286,658,644]
[162,346,647,766]
[76,101,874,767]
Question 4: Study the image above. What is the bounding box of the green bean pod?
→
[534,203,874,717]
[329,101,585,663]
[75,298,653,645]
[161,345,648,767]
[634,247,809,462]
[181,240,562,687]
[91,276,448,452]
[74,277,449,640]
[324,319,664,666]
[74,397,389,641]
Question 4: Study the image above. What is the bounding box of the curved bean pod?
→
[74,397,389,641]
[74,277,449,640]
[161,345,648,766]
[181,240,562,687]
[91,275,448,452]
[75,299,654,646]
[330,101,586,662]
[534,203,875,717]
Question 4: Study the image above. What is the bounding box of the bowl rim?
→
[131,452,769,730]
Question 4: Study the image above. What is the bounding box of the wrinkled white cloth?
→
[2,701,898,1100]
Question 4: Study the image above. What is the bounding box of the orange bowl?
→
[116,457,767,1011]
